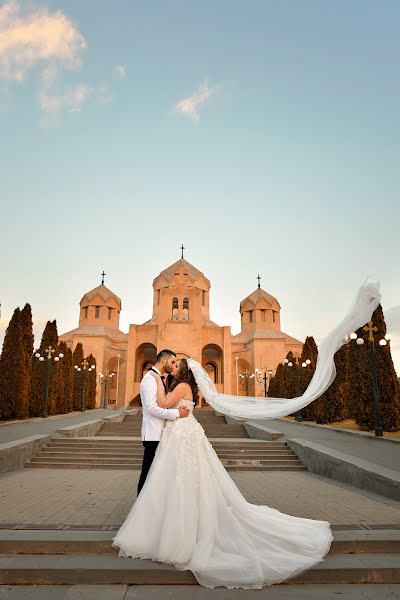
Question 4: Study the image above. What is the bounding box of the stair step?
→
[1,553,399,585]
[2,530,399,556]
[26,462,306,471]
[39,452,296,460]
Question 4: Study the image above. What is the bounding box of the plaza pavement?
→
[1,584,400,599]
[0,409,121,445]
[1,467,400,529]
[257,417,400,471]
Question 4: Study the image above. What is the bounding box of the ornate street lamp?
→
[235,356,239,396]
[99,369,115,408]
[74,358,95,412]
[349,323,392,437]
[239,369,254,396]
[34,346,64,418]
[255,368,275,397]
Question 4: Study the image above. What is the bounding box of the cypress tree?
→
[283,351,298,400]
[20,303,34,418]
[315,345,349,424]
[72,343,84,411]
[20,304,34,358]
[85,354,97,409]
[350,305,400,431]
[267,352,297,407]
[301,336,318,370]
[299,336,318,421]
[29,320,58,417]
[58,342,73,414]
[52,356,64,416]
[0,308,30,420]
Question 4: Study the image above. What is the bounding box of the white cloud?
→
[0,1,110,118]
[40,83,91,115]
[0,1,86,82]
[114,64,127,79]
[174,80,217,125]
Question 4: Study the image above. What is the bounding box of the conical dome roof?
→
[153,258,210,289]
[80,284,122,309]
[240,287,280,311]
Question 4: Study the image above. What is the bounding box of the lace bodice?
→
[173,399,195,413]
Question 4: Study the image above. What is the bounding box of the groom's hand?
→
[178,407,190,418]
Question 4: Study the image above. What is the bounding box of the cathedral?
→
[59,257,303,407]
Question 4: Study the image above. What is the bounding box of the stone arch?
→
[205,361,217,383]
[236,358,253,396]
[202,344,223,384]
[182,297,189,321]
[172,297,178,320]
[135,343,157,383]
[105,355,125,404]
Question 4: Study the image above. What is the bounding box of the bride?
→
[111,280,381,589]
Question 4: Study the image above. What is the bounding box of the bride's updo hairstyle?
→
[170,358,199,406]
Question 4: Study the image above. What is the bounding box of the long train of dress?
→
[112,400,333,589]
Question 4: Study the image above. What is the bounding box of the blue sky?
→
[0,0,399,372]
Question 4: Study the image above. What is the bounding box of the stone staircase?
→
[95,409,249,439]
[25,438,305,471]
[1,528,400,585]
[25,410,306,471]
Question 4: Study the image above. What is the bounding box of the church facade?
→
[60,258,303,407]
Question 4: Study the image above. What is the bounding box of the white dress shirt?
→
[140,367,180,441]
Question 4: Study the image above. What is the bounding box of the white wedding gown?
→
[112,399,333,589]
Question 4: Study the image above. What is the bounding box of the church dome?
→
[153,258,210,290]
[239,283,281,331]
[80,284,122,310]
[79,283,122,328]
[239,287,280,312]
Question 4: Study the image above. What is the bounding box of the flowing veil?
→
[187,279,381,421]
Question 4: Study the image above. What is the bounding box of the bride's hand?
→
[150,372,163,385]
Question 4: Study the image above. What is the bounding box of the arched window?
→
[108,307,112,320]
[142,361,154,378]
[205,362,217,383]
[172,297,179,320]
[182,297,189,321]
[84,306,88,319]
[95,306,100,318]
[202,345,223,384]
[249,310,253,323]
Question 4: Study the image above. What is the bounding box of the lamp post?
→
[255,368,275,397]
[349,323,391,437]
[116,354,121,406]
[235,356,239,396]
[239,370,254,396]
[283,353,308,422]
[35,346,64,418]
[74,358,95,412]
[99,370,115,408]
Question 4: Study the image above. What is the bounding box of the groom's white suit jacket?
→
[140,368,180,441]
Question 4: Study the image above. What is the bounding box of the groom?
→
[137,349,189,495]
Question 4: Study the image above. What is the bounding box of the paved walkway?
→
[0,409,122,444]
[256,418,400,471]
[2,584,400,599]
[0,467,399,529]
